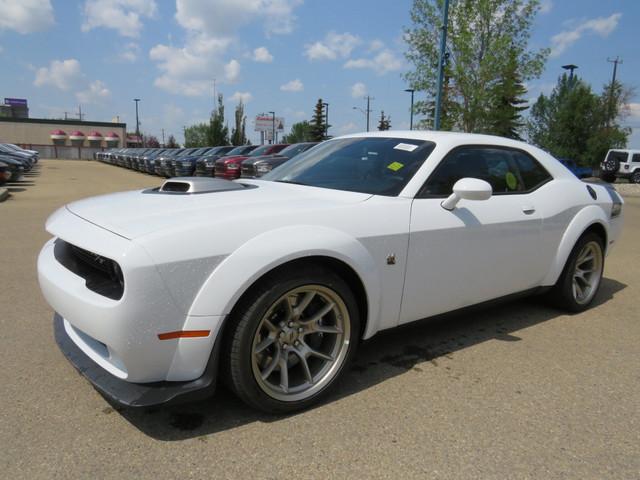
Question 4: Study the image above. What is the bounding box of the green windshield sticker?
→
[506,172,517,190]
[387,162,404,171]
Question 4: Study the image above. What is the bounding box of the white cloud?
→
[539,0,553,14]
[175,0,302,37]
[34,59,85,91]
[151,0,302,96]
[284,107,306,118]
[33,59,112,106]
[230,92,253,104]
[0,0,55,34]
[344,49,403,76]
[120,42,141,62]
[281,79,303,92]
[350,82,367,99]
[150,35,237,95]
[251,47,274,63]
[550,13,622,57]
[81,0,158,38]
[304,31,363,61]
[162,104,185,124]
[77,80,112,105]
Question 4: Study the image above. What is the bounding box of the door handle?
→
[521,205,536,214]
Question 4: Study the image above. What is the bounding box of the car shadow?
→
[112,277,625,440]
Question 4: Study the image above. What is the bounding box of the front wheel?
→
[224,265,359,414]
[546,233,604,312]
[631,170,640,184]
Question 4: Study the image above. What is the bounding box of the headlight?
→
[227,164,240,170]
[611,202,623,218]
[257,164,272,173]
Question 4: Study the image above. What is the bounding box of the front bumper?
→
[54,312,221,407]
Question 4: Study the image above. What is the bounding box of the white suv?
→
[600,149,640,183]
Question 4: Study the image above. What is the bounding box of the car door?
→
[399,145,553,324]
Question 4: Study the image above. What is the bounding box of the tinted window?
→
[419,146,552,197]
[264,137,435,196]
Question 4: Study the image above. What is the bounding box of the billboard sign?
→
[255,115,285,133]
[4,98,28,107]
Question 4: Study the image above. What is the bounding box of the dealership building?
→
[1,97,134,160]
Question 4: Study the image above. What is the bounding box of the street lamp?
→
[134,98,140,141]
[562,64,578,91]
[322,102,329,139]
[404,89,415,130]
[269,111,275,144]
[352,106,367,132]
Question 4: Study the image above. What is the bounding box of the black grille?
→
[54,240,124,300]
[241,164,255,177]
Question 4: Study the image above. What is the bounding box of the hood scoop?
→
[151,177,250,194]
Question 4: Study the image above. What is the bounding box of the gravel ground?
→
[2,160,639,480]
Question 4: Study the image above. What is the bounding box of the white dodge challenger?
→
[38,131,624,413]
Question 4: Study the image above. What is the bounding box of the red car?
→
[0,162,12,186]
[214,144,289,180]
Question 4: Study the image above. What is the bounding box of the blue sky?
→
[1,0,639,147]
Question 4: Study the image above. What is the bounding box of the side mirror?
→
[441,178,492,211]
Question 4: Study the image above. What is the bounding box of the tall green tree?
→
[166,134,179,148]
[184,123,210,147]
[283,121,312,143]
[208,93,229,146]
[403,0,548,133]
[309,99,327,142]
[230,100,248,146]
[377,111,392,131]
[485,52,529,139]
[527,74,632,168]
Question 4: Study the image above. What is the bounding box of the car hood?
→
[60,180,372,240]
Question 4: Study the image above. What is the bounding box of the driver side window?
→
[418,146,551,197]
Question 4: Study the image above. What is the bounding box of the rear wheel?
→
[604,158,619,172]
[225,265,359,414]
[547,233,604,312]
[598,170,616,183]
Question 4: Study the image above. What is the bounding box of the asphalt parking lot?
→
[2,159,639,479]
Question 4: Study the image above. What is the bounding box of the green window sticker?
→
[506,172,517,190]
[387,162,404,171]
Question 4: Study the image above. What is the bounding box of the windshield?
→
[277,143,316,157]
[263,137,435,196]
[227,145,256,156]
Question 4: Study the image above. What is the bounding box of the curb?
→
[0,188,9,202]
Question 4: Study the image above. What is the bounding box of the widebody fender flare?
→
[541,205,609,286]
[188,225,383,339]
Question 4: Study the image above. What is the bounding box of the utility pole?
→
[606,56,623,126]
[77,106,84,121]
[364,96,374,132]
[607,56,623,84]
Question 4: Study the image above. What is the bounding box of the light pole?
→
[134,98,140,140]
[322,102,329,139]
[562,64,578,91]
[269,111,275,144]
[352,107,367,132]
[404,89,415,130]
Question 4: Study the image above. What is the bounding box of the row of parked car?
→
[94,142,319,180]
[0,142,40,187]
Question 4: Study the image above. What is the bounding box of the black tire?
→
[224,265,359,414]
[603,158,620,173]
[546,233,604,312]
[598,170,616,183]
[631,170,640,184]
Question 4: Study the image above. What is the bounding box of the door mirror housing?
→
[441,178,492,211]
